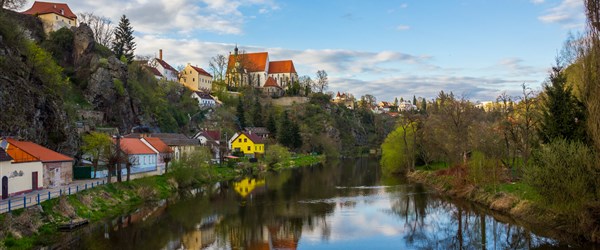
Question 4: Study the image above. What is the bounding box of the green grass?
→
[492,182,542,203]
[416,162,449,171]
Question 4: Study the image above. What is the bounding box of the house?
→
[398,100,417,112]
[141,137,173,174]
[124,133,199,161]
[226,46,298,89]
[243,127,270,140]
[148,49,178,82]
[22,1,77,34]
[180,63,213,92]
[117,138,158,175]
[0,148,44,199]
[378,101,392,113]
[191,91,216,108]
[333,92,355,109]
[262,77,283,97]
[5,138,73,188]
[228,132,265,157]
[194,130,222,163]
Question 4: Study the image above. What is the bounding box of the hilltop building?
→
[22,1,77,34]
[147,49,178,82]
[180,63,213,92]
[226,46,298,90]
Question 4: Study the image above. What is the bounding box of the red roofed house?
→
[4,138,73,189]
[226,46,298,90]
[191,91,216,108]
[117,138,159,176]
[180,63,213,92]
[140,137,173,174]
[148,49,178,82]
[228,132,264,157]
[0,146,44,199]
[262,77,283,97]
[22,1,78,34]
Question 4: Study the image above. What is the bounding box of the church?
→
[226,46,298,90]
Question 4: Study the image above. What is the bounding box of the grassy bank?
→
[408,169,600,245]
[0,153,323,249]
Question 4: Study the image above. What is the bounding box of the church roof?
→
[22,1,77,19]
[268,60,296,74]
[227,52,269,72]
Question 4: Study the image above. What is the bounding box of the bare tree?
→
[299,75,313,96]
[162,152,173,173]
[583,0,600,155]
[1,0,25,10]
[125,155,138,181]
[360,94,376,107]
[78,12,114,48]
[209,54,227,81]
[314,70,329,93]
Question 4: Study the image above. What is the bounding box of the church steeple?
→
[234,44,239,56]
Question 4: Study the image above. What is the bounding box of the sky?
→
[21,0,586,102]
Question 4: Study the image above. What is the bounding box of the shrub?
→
[264,144,291,167]
[525,139,598,209]
[113,78,125,95]
[467,151,505,189]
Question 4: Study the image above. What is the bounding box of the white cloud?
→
[400,3,408,8]
[531,0,545,4]
[396,25,411,31]
[538,0,585,28]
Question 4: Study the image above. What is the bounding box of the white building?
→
[192,91,216,108]
[226,46,298,89]
[148,49,178,82]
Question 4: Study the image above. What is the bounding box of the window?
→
[193,78,195,82]
[184,78,186,83]
[238,138,242,142]
[55,16,58,20]
[244,138,247,142]
[247,146,251,151]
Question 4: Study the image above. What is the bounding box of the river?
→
[58,158,597,249]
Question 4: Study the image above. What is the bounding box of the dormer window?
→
[60,9,64,15]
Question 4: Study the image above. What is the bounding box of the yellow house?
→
[180,63,213,92]
[22,1,78,34]
[229,132,264,156]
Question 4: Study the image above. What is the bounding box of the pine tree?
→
[413,95,417,105]
[252,97,263,126]
[540,65,586,143]
[393,97,399,107]
[290,122,302,149]
[267,112,277,136]
[112,15,136,63]
[236,97,246,129]
[421,99,427,113]
[277,111,292,147]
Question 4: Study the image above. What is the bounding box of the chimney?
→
[159,49,163,60]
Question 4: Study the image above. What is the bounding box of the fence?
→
[0,180,106,214]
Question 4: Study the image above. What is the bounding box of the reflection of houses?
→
[180,63,213,92]
[124,133,200,161]
[5,138,73,188]
[228,132,265,157]
[22,1,77,34]
[0,148,43,199]
[233,178,266,198]
[226,46,298,90]
[181,215,220,249]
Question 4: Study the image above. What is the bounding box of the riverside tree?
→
[81,132,111,179]
[112,15,136,63]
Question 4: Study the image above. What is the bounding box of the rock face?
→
[72,24,138,133]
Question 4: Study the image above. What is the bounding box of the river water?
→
[60,158,596,249]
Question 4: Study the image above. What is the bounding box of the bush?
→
[264,144,291,167]
[467,151,505,189]
[113,78,125,95]
[525,139,598,209]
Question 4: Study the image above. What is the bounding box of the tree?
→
[209,54,227,81]
[314,70,329,93]
[125,155,138,181]
[162,152,173,173]
[236,96,246,129]
[420,99,427,113]
[267,111,277,137]
[413,95,418,105]
[394,97,399,107]
[540,64,586,143]
[112,15,136,63]
[360,94,376,107]
[582,0,600,154]
[81,132,111,179]
[77,12,114,48]
[252,96,263,127]
[277,111,301,149]
[299,75,313,96]
[1,0,25,10]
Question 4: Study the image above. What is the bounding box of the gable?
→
[227,52,269,73]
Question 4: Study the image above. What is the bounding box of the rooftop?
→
[6,138,73,162]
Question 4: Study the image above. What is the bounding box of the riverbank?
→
[0,154,325,249]
[408,170,600,245]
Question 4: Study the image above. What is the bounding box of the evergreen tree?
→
[112,15,136,63]
[236,96,246,129]
[253,97,263,126]
[413,95,417,105]
[540,65,586,143]
[393,97,399,107]
[267,112,277,136]
[277,111,292,146]
[421,99,427,113]
[290,122,302,149]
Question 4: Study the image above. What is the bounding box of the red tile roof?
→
[143,65,163,77]
[227,52,269,72]
[242,132,264,144]
[263,77,281,88]
[155,58,177,73]
[22,1,77,19]
[143,138,173,153]
[201,131,221,141]
[191,66,213,78]
[268,60,296,74]
[117,138,156,155]
[6,138,73,162]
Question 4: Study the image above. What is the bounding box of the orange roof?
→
[22,1,77,19]
[263,77,281,88]
[227,52,269,72]
[6,138,73,162]
[268,60,296,74]
[117,138,156,155]
[143,137,173,153]
[191,66,213,77]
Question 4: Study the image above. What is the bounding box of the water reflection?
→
[61,158,597,249]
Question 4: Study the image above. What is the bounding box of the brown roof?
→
[22,1,77,19]
[124,133,199,146]
[238,132,264,144]
[143,137,173,153]
[227,52,269,72]
[244,127,270,135]
[0,148,13,162]
[200,131,221,141]
[143,65,163,77]
[268,60,296,74]
[194,91,214,100]
[191,66,212,78]
[155,58,177,73]
[117,138,156,155]
[6,138,73,162]
[263,77,281,88]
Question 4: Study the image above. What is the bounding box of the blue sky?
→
[22,0,585,101]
